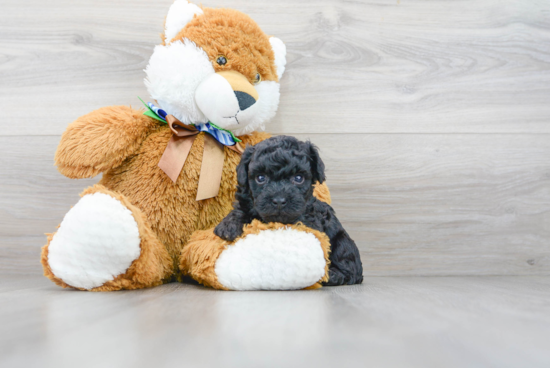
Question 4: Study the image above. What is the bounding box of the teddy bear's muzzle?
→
[234,91,256,111]
[194,70,258,130]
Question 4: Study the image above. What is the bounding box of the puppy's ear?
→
[305,141,326,184]
[235,145,256,213]
[237,145,255,189]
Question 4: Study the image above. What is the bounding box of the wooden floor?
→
[1,275,549,368]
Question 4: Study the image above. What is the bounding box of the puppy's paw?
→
[214,221,244,242]
[323,267,364,286]
[323,269,346,286]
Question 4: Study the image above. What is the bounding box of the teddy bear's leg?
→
[41,185,173,291]
[180,222,331,291]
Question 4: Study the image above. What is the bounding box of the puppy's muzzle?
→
[271,196,287,209]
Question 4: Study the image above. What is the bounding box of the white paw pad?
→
[47,193,141,290]
[215,228,327,290]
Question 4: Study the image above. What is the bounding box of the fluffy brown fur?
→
[166,7,279,84]
[99,115,270,271]
[180,220,331,290]
[43,106,331,289]
[55,106,158,179]
[313,182,332,205]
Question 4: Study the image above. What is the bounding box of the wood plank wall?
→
[1,0,549,276]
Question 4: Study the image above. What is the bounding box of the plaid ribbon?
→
[146,101,241,146]
[139,98,243,200]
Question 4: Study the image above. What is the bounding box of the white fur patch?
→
[195,73,240,128]
[215,228,326,290]
[269,37,287,80]
[144,39,214,125]
[165,0,203,43]
[47,193,141,290]
[232,80,280,136]
[194,75,280,135]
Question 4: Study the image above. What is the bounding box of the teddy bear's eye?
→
[292,175,304,185]
[216,56,227,66]
[254,73,261,84]
[255,175,266,184]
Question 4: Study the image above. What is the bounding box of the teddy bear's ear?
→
[164,0,203,44]
[269,37,287,80]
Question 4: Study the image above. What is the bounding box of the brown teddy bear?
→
[41,1,331,291]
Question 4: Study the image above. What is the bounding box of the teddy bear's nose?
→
[234,91,256,111]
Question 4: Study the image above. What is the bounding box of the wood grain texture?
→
[1,135,548,276]
[0,0,549,276]
[0,0,550,135]
[310,133,550,276]
[1,275,550,368]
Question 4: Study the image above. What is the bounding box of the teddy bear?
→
[41,0,332,291]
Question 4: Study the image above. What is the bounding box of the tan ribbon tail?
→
[228,142,245,155]
[196,135,225,201]
[158,135,196,183]
[166,115,200,137]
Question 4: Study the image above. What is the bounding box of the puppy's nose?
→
[234,91,256,111]
[272,197,287,208]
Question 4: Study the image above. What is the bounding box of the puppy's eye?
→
[255,175,266,184]
[254,73,261,84]
[292,175,304,184]
[216,56,227,66]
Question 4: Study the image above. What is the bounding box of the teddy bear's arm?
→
[55,106,159,179]
[313,182,331,204]
[182,220,331,290]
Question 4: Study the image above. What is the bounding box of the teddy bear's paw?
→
[47,193,141,290]
[214,228,327,290]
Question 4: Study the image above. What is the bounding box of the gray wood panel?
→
[1,134,548,276]
[1,0,550,135]
[1,0,549,277]
[1,275,550,368]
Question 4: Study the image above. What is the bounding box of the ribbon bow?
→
[140,98,244,201]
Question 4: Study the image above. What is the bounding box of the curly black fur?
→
[215,135,363,286]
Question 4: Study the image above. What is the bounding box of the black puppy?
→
[215,135,363,286]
